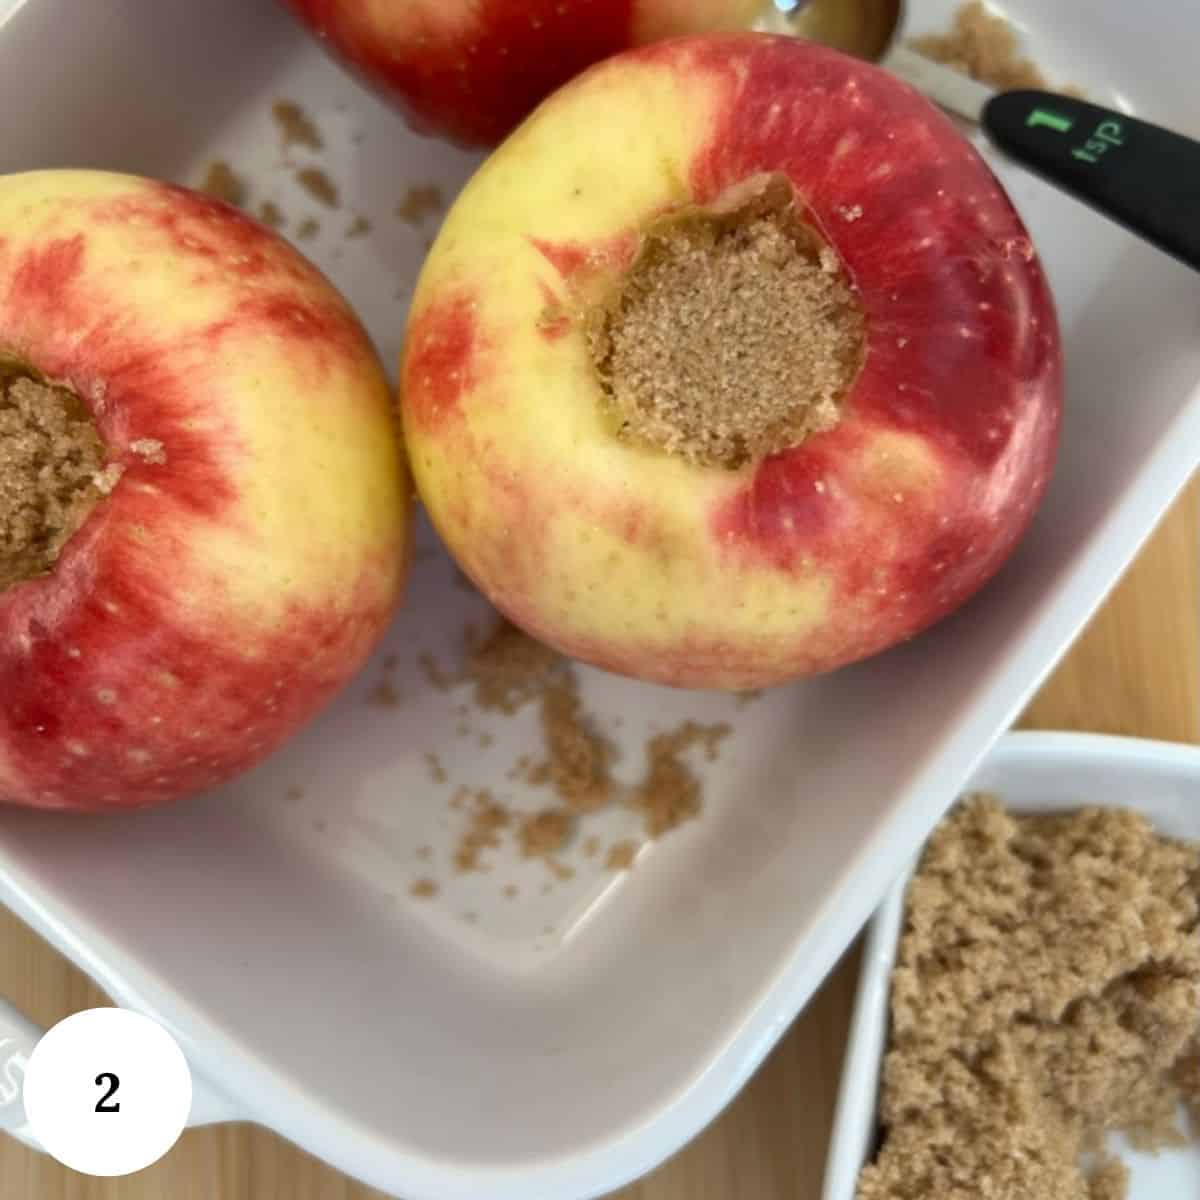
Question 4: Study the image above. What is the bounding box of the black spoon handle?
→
[983,90,1200,273]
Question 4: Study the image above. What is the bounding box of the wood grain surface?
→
[1,479,1196,1200]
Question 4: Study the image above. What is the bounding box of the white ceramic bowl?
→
[0,0,1198,1197]
[825,732,1200,1200]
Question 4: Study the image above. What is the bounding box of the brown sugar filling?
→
[589,176,866,469]
[0,364,106,593]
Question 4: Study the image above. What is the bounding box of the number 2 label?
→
[94,1072,121,1113]
[24,1008,192,1176]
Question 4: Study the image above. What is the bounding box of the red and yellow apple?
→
[280,0,766,146]
[401,35,1062,691]
[0,171,410,812]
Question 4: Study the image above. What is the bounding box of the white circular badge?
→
[22,1007,192,1177]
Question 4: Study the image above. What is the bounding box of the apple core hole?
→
[588,174,865,470]
[0,361,108,592]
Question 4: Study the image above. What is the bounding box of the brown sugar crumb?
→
[735,690,763,709]
[345,214,371,238]
[466,619,566,714]
[855,797,1200,1200]
[694,723,732,761]
[912,0,1049,91]
[396,184,444,225]
[410,878,439,900]
[367,678,401,708]
[502,883,519,899]
[478,732,494,749]
[296,217,320,241]
[467,618,614,806]
[1174,1043,1200,1131]
[1088,1158,1130,1200]
[418,650,460,691]
[198,160,247,207]
[454,789,511,873]
[432,614,728,876]
[630,738,698,836]
[423,752,448,785]
[257,200,285,230]
[629,721,731,837]
[415,844,433,862]
[518,809,573,859]
[533,683,613,811]
[272,99,323,151]
[606,840,638,871]
[0,371,107,592]
[296,167,339,209]
[546,858,575,881]
[285,785,305,802]
[590,175,864,469]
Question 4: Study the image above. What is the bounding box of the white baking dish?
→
[825,731,1200,1200]
[0,0,1198,1197]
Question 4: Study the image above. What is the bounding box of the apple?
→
[400,35,1062,691]
[0,170,410,812]
[280,0,765,147]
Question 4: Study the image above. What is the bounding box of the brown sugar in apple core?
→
[0,369,106,592]
[590,178,866,469]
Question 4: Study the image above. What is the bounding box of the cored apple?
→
[280,0,765,146]
[401,35,1062,691]
[0,171,410,812]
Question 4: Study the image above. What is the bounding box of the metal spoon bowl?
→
[756,0,903,62]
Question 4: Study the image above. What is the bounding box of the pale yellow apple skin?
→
[0,171,410,810]
[401,38,1061,690]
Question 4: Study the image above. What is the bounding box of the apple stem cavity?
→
[0,361,107,592]
[587,174,866,469]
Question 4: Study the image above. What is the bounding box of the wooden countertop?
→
[4,480,1197,1200]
